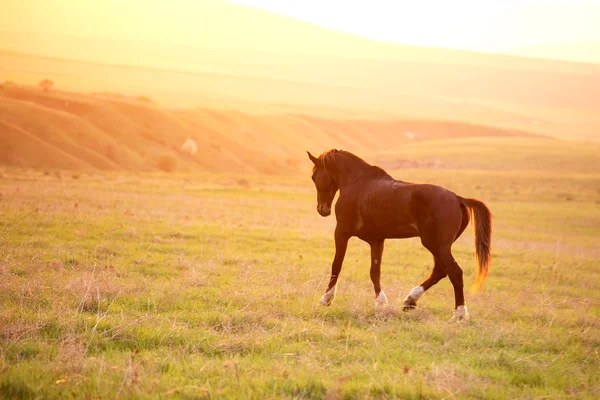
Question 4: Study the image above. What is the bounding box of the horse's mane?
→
[321,149,392,180]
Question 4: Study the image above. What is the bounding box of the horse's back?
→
[368,179,463,238]
[364,179,460,211]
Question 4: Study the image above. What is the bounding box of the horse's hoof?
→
[319,287,336,307]
[449,305,469,323]
[319,297,332,306]
[375,291,388,308]
[402,286,424,311]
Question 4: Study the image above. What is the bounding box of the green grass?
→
[0,156,599,399]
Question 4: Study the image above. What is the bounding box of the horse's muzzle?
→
[317,204,331,217]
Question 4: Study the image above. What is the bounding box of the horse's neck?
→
[333,156,368,189]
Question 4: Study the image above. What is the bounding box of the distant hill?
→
[0,84,541,173]
[2,49,599,141]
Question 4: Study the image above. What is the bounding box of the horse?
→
[307,149,492,321]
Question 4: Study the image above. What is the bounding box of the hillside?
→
[2,49,600,142]
[0,84,543,173]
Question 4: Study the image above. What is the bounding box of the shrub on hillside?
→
[39,79,54,92]
[157,155,177,172]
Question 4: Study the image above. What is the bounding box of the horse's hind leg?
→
[404,245,468,321]
[433,246,469,321]
[403,256,446,310]
[404,199,468,320]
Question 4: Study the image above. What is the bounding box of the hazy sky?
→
[2,0,600,63]
[228,0,600,60]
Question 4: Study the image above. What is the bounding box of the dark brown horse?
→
[308,149,492,321]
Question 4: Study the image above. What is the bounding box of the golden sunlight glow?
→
[2,0,600,63]
[228,0,600,63]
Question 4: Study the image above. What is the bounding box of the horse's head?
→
[307,150,338,217]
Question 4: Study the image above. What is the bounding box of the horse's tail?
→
[460,197,492,293]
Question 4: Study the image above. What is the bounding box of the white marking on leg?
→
[409,286,424,300]
[404,286,424,304]
[319,286,336,306]
[450,305,470,323]
[375,290,388,308]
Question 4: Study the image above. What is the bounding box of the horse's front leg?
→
[369,239,388,308]
[320,228,349,306]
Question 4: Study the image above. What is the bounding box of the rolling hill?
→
[0,83,543,173]
[2,47,600,142]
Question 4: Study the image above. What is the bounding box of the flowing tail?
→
[460,197,492,292]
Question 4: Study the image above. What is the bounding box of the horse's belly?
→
[389,225,419,239]
[356,218,418,240]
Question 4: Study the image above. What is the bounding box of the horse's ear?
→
[307,151,319,165]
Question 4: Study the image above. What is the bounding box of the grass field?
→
[1,139,599,399]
